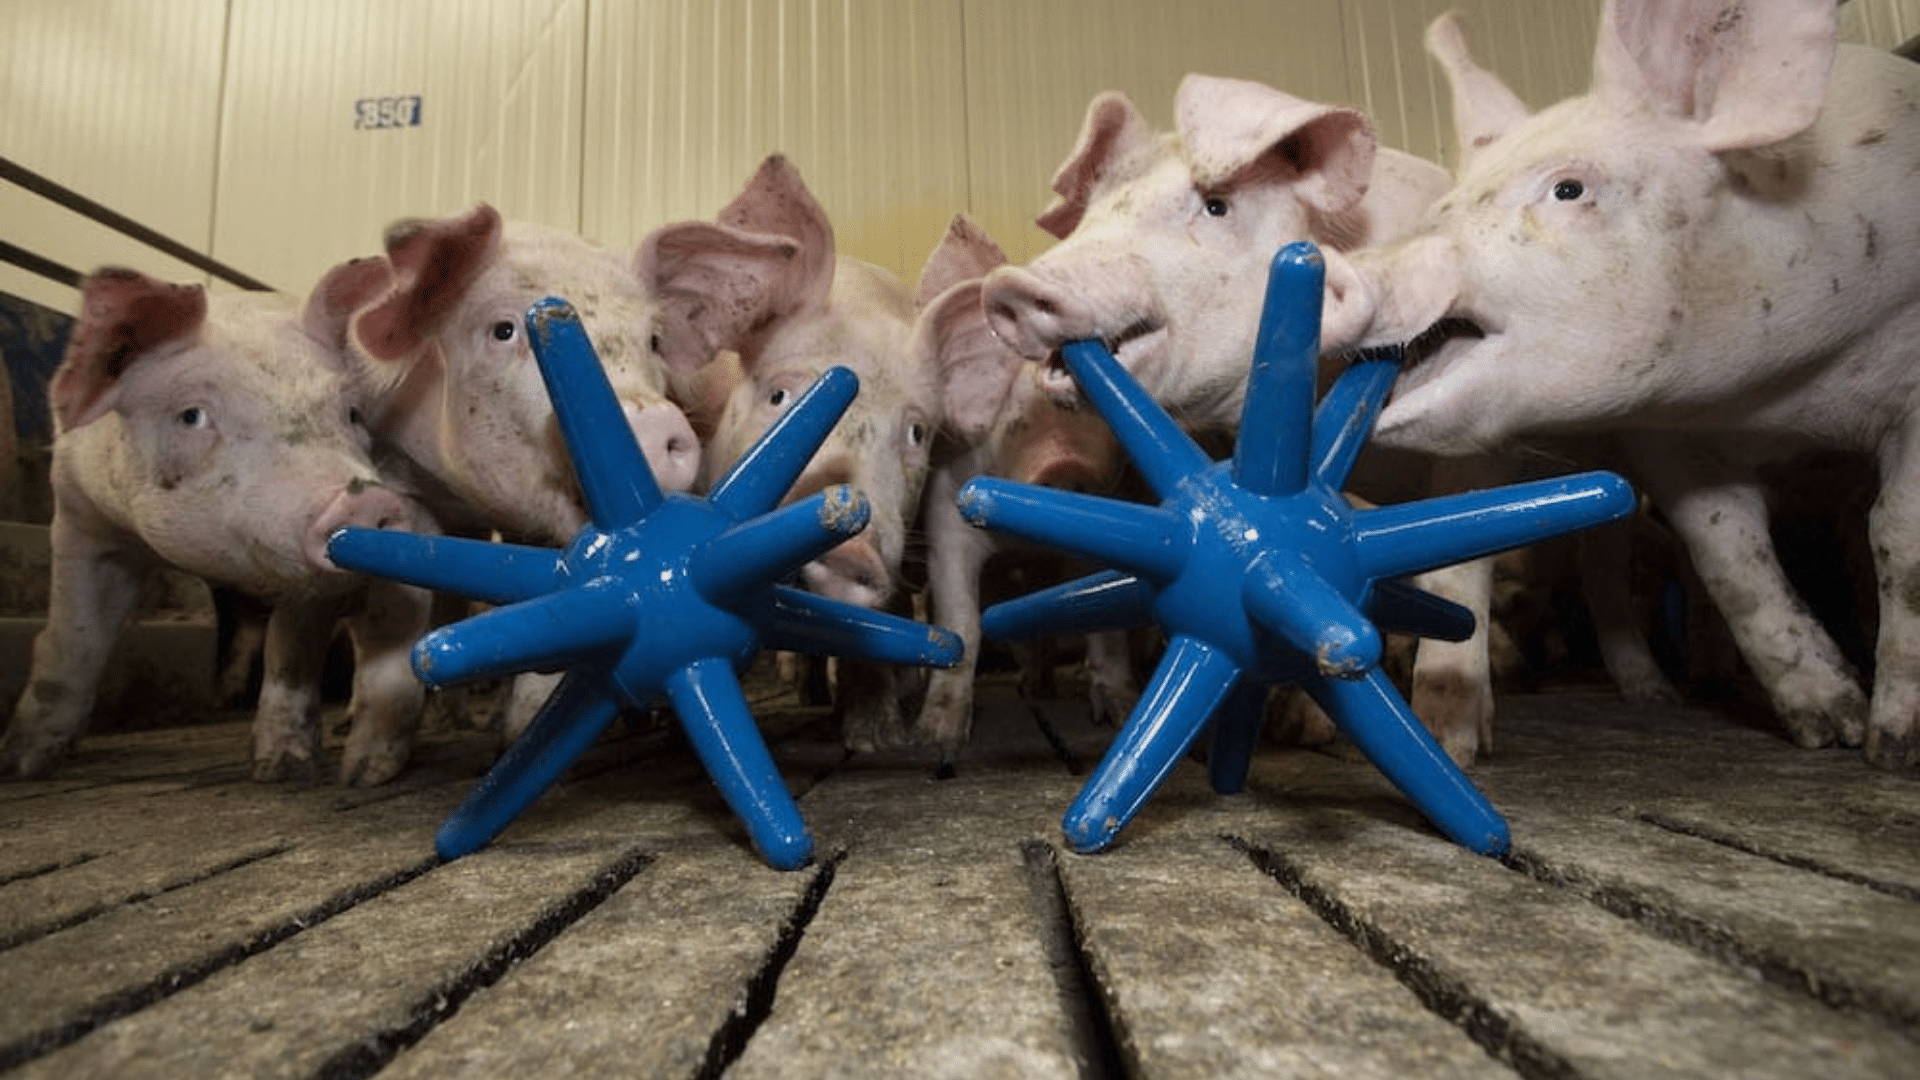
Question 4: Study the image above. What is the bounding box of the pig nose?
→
[982,266,1073,360]
[802,535,892,609]
[626,400,701,493]
[307,479,416,572]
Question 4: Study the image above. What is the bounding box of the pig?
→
[0,265,434,784]
[914,215,1133,757]
[350,204,704,545]
[1321,0,1920,769]
[641,156,942,750]
[975,76,1532,765]
[348,205,709,739]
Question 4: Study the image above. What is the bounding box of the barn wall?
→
[15,0,1908,307]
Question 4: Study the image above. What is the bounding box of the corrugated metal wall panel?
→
[582,0,970,285]
[1841,0,1920,48]
[959,0,1353,265]
[211,0,587,294]
[1342,0,1603,172]
[0,0,227,305]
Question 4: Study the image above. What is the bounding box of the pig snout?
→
[801,535,892,609]
[1326,236,1461,352]
[981,266,1084,361]
[627,399,701,493]
[307,479,418,572]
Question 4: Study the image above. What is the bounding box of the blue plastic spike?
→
[708,366,859,519]
[968,241,1637,856]
[329,299,964,870]
[1060,339,1212,500]
[957,481,1190,582]
[979,570,1156,642]
[1236,237,1322,497]
[1312,352,1401,487]
[323,531,560,607]
[1367,579,1476,643]
[529,299,662,528]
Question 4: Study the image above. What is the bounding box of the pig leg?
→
[338,579,429,786]
[1577,515,1679,703]
[0,517,149,777]
[917,467,995,757]
[499,671,565,745]
[1407,558,1496,765]
[1082,628,1138,727]
[837,656,911,753]
[1405,455,1509,766]
[252,598,338,781]
[1865,430,1920,768]
[1630,435,1867,749]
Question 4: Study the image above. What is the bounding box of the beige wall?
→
[4,0,1912,314]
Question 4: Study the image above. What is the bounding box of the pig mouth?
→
[1391,316,1486,399]
[1042,316,1165,393]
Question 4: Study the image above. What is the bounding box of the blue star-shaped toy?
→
[328,298,961,870]
[960,242,1635,857]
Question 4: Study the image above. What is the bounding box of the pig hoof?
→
[0,735,69,779]
[1864,728,1919,771]
[252,751,319,783]
[340,748,408,787]
[1088,683,1138,728]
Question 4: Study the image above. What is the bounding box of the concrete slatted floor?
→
[0,675,1916,1079]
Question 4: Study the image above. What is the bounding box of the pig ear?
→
[52,267,208,430]
[302,256,395,357]
[638,220,808,377]
[1175,74,1375,216]
[1592,0,1835,152]
[1037,91,1155,240]
[921,279,1017,443]
[352,204,502,363]
[1426,13,1531,165]
[916,215,1006,309]
[718,154,836,311]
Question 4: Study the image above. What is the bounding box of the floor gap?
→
[0,850,100,888]
[1638,811,1920,902]
[0,843,290,953]
[1224,833,1577,1080]
[694,848,845,1079]
[310,846,656,1080]
[0,852,441,1072]
[1027,705,1090,776]
[1502,841,1920,1035]
[1021,839,1127,1080]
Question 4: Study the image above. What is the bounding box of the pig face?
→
[352,206,702,545]
[922,218,1121,494]
[1326,2,1920,455]
[52,270,423,597]
[649,157,940,611]
[982,76,1448,428]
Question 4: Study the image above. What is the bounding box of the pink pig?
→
[643,157,942,750]
[1323,0,1920,768]
[915,215,1132,756]
[350,204,704,546]
[1,265,434,783]
[973,76,1542,765]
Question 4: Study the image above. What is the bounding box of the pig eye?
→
[177,406,209,429]
[1552,179,1586,202]
[905,421,927,447]
[1202,195,1230,217]
[348,406,367,428]
[490,320,517,342]
[768,388,790,408]
[649,333,661,353]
